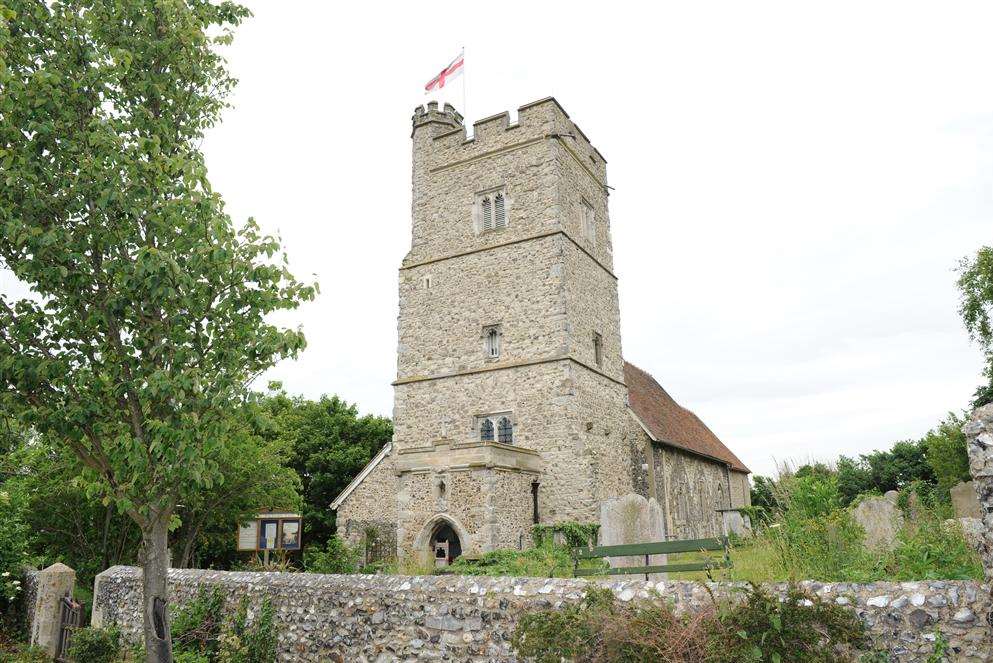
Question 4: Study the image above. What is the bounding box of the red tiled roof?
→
[625,362,750,473]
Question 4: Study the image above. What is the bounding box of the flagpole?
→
[460,46,467,124]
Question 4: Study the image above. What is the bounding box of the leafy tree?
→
[971,378,993,408]
[922,413,970,499]
[835,455,872,506]
[862,440,934,494]
[0,2,314,659]
[4,434,142,585]
[171,404,302,570]
[957,246,993,407]
[261,390,392,546]
[750,475,778,513]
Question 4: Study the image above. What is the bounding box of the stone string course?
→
[92,566,992,662]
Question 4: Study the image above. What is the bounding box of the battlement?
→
[411,101,464,136]
[412,97,607,177]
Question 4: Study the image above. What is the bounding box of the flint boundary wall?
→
[92,567,992,662]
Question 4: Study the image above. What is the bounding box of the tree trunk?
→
[141,510,174,663]
[100,502,114,571]
[179,520,201,570]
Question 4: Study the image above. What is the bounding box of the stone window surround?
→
[473,185,510,235]
[482,324,502,360]
[581,198,596,246]
[475,411,515,444]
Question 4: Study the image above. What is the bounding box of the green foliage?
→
[303,537,360,575]
[172,587,226,659]
[511,586,615,662]
[885,514,983,581]
[778,473,841,520]
[922,413,971,500]
[447,543,584,578]
[172,403,303,570]
[512,584,866,663]
[972,379,993,408]
[0,644,50,663]
[531,521,599,548]
[957,246,993,406]
[170,591,277,663]
[66,626,121,663]
[0,2,313,655]
[768,508,875,582]
[216,596,277,663]
[712,584,867,663]
[260,390,392,547]
[0,489,29,615]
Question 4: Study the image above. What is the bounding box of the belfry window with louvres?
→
[475,188,509,234]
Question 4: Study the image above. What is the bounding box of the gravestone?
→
[852,496,904,552]
[963,404,993,580]
[951,481,983,519]
[29,562,76,657]
[599,494,667,578]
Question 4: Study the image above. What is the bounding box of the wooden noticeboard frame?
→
[237,512,302,552]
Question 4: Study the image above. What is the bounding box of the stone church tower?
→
[332,98,751,565]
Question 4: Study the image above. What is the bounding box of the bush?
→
[884,514,984,580]
[172,587,226,659]
[0,490,31,629]
[511,586,615,662]
[303,537,360,575]
[768,508,875,582]
[447,544,572,578]
[66,626,121,663]
[216,595,277,663]
[512,584,867,663]
[712,584,867,662]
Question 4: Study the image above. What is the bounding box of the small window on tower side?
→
[593,332,603,368]
[582,200,595,246]
[483,325,501,359]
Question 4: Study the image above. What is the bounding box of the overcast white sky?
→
[7,2,990,478]
[206,1,993,478]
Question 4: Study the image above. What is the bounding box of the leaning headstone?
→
[883,490,899,504]
[963,404,993,580]
[951,481,983,519]
[29,562,76,657]
[599,493,667,578]
[852,496,904,552]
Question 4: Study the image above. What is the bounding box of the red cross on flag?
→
[425,50,464,94]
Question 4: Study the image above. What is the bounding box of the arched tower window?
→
[480,418,494,442]
[497,417,513,444]
[484,325,501,358]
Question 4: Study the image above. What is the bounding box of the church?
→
[331,98,751,565]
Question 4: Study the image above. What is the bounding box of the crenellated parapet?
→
[412,97,607,184]
[411,101,463,137]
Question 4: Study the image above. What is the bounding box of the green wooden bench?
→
[572,536,732,577]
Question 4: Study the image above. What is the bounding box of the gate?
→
[55,594,82,662]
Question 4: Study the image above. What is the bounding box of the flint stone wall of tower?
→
[390,99,633,559]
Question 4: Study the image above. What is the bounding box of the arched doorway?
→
[430,521,462,567]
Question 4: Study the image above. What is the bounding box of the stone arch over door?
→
[412,514,471,566]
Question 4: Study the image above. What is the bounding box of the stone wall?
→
[965,403,993,579]
[91,567,993,662]
[335,454,398,550]
[662,446,733,540]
